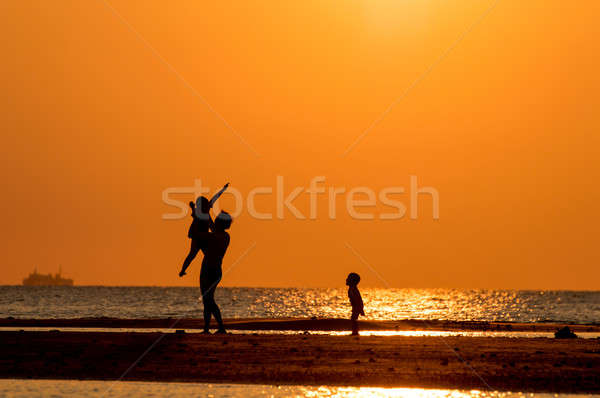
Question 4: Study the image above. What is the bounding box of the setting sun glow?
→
[1,0,598,288]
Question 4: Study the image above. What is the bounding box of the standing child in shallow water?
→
[346,272,364,336]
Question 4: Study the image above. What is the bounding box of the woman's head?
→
[215,211,233,231]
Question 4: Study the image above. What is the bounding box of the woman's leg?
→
[200,275,225,333]
[211,277,225,332]
[200,278,214,332]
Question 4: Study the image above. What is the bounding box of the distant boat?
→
[22,266,74,286]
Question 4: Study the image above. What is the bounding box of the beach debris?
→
[554,326,577,339]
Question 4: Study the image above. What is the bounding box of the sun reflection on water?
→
[0,380,583,398]
[3,286,600,324]
[300,386,572,397]
[232,288,599,324]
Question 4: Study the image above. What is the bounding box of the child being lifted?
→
[179,183,229,277]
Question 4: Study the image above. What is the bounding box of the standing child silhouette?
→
[346,272,364,336]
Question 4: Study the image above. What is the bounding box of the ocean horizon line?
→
[2,284,600,292]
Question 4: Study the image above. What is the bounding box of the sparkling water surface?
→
[1,286,599,323]
[0,380,596,398]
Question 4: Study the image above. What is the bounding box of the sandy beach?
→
[2,319,600,394]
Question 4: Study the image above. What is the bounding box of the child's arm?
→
[209,183,230,207]
[358,290,365,316]
[349,288,365,315]
[207,212,216,232]
[207,210,216,232]
[189,201,196,218]
[353,289,365,316]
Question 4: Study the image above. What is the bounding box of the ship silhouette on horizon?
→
[22,266,73,286]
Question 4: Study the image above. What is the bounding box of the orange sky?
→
[1,1,599,288]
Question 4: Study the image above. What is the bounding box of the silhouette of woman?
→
[198,211,232,333]
[179,183,228,277]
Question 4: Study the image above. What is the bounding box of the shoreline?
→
[1,317,599,333]
[1,330,600,393]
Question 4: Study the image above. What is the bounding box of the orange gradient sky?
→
[1,1,599,288]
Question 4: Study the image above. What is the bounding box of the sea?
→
[0,380,597,398]
[1,287,599,397]
[1,286,599,323]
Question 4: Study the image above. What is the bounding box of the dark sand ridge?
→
[2,317,600,332]
[1,331,600,393]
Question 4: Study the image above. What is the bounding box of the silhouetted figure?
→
[198,211,232,333]
[179,183,229,277]
[346,272,364,336]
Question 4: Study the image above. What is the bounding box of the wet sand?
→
[1,329,600,393]
[2,317,600,333]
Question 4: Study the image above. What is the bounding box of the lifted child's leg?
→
[181,241,201,272]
